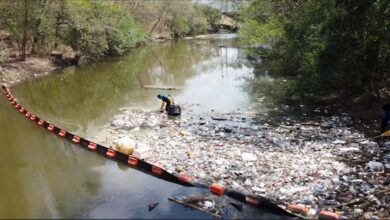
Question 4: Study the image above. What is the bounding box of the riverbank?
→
[0,57,57,87]
[91,106,390,219]
[0,33,228,87]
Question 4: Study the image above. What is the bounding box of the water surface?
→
[0,34,289,218]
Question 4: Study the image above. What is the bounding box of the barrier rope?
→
[3,84,345,219]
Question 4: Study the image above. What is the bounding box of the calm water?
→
[0,34,290,218]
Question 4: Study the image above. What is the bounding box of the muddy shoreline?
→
[0,56,58,87]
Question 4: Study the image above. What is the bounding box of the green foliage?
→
[0,41,10,62]
[187,8,209,35]
[60,0,146,57]
[0,0,217,60]
[171,14,191,37]
[317,0,390,94]
[169,2,212,37]
[240,16,284,46]
[0,0,47,60]
[0,0,147,59]
[130,1,215,38]
[194,4,220,32]
[240,0,389,97]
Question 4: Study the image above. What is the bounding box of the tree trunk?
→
[54,22,59,48]
[20,1,29,61]
[149,2,168,37]
[131,2,139,12]
[31,36,38,54]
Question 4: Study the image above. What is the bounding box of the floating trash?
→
[92,106,390,218]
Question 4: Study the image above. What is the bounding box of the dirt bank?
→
[0,57,57,87]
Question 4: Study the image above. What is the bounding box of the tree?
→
[239,0,389,98]
[1,0,33,61]
[195,4,220,32]
[149,0,169,37]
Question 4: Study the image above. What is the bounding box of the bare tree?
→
[149,0,169,37]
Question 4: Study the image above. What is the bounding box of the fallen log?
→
[143,85,183,90]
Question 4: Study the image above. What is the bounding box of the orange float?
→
[47,124,54,132]
[37,119,44,126]
[319,211,340,220]
[178,175,192,183]
[128,156,138,166]
[106,149,116,158]
[152,165,163,175]
[209,183,225,196]
[58,130,66,137]
[72,136,80,144]
[287,204,309,216]
[245,196,259,206]
[88,142,97,150]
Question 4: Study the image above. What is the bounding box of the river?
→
[0,34,293,218]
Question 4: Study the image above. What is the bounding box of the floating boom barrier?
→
[2,84,346,219]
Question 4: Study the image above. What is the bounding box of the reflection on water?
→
[0,34,289,218]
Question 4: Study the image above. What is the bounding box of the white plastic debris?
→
[241,152,257,162]
[204,201,214,209]
[366,161,384,172]
[333,140,346,144]
[133,146,151,159]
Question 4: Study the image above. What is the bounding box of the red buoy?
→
[178,175,192,183]
[245,196,259,206]
[88,142,97,151]
[106,149,116,158]
[37,119,44,126]
[58,130,66,137]
[287,204,309,216]
[209,183,225,196]
[152,165,163,175]
[72,136,80,144]
[47,124,54,132]
[128,156,138,167]
[319,211,340,220]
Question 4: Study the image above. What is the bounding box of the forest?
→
[239,0,389,100]
[0,0,220,61]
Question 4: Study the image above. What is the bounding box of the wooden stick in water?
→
[168,197,221,218]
